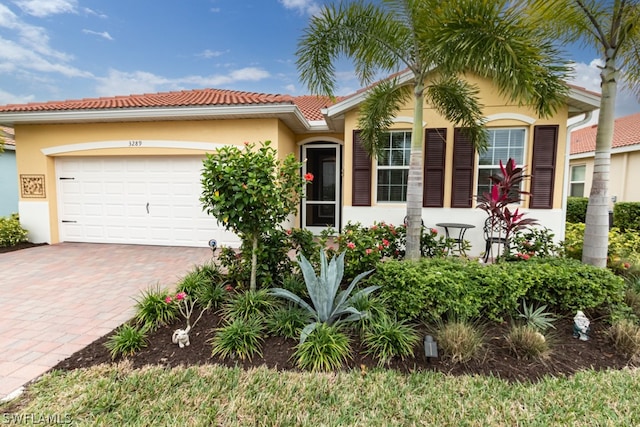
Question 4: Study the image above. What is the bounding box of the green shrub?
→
[373,256,624,322]
[0,213,28,247]
[222,289,279,321]
[104,323,148,359]
[362,315,420,366]
[505,325,550,360]
[613,202,640,231]
[515,257,625,312]
[566,197,588,223]
[510,227,560,258]
[133,285,178,330]
[434,319,484,364]
[267,306,312,339]
[210,317,264,361]
[371,258,485,322]
[293,323,351,371]
[563,223,640,270]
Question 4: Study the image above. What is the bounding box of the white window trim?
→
[375,130,412,204]
[475,127,529,205]
[569,164,586,197]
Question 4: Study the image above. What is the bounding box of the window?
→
[377,131,411,202]
[477,128,526,197]
[570,165,586,197]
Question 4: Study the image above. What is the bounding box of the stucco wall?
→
[14,118,297,244]
[342,73,569,210]
[570,148,640,203]
[0,148,18,216]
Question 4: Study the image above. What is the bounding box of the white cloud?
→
[197,49,226,59]
[12,0,77,17]
[0,37,89,77]
[82,29,113,41]
[569,58,640,119]
[279,0,321,15]
[95,67,272,97]
[0,87,35,105]
[285,84,296,93]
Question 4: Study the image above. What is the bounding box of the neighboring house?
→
[0,126,18,217]
[570,112,640,204]
[0,71,599,255]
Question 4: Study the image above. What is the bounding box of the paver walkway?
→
[0,243,212,400]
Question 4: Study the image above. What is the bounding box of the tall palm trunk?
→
[582,55,617,267]
[405,82,425,261]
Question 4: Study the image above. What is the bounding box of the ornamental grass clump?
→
[435,319,485,364]
[293,323,351,371]
[133,285,178,330]
[607,320,640,361]
[222,289,279,321]
[210,317,265,361]
[267,305,313,339]
[362,314,420,366]
[104,323,148,360]
[506,325,551,360]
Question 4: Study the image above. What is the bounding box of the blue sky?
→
[0,0,638,120]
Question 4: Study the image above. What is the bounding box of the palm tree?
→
[297,0,571,260]
[526,0,640,267]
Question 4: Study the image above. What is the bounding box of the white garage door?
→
[56,156,240,247]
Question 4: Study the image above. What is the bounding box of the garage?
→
[56,156,240,247]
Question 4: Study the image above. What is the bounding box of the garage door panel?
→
[57,156,238,247]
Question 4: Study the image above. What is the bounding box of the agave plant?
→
[270,250,377,343]
[517,300,556,332]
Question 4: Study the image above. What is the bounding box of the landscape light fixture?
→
[424,335,438,359]
[208,239,217,254]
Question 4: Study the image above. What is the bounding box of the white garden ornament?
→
[172,327,191,348]
[166,292,210,349]
[573,311,591,341]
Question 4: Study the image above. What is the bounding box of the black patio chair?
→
[483,217,508,263]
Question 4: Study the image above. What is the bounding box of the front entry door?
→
[302,144,341,234]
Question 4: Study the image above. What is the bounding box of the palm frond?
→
[357,80,412,157]
[296,1,409,96]
[425,75,488,152]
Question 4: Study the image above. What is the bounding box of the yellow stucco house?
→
[569,112,640,205]
[0,71,600,256]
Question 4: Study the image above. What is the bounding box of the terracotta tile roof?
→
[0,88,338,122]
[571,112,640,155]
[0,126,14,146]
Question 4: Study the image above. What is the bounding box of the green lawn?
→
[2,363,639,426]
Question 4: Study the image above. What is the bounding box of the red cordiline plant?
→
[476,158,538,260]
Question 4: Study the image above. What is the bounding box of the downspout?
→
[560,111,593,241]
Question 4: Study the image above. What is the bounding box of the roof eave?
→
[0,104,320,133]
[567,86,601,117]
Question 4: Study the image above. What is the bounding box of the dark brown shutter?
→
[451,128,475,208]
[423,128,446,207]
[352,130,372,206]
[529,125,559,209]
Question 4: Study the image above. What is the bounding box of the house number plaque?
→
[129,140,142,147]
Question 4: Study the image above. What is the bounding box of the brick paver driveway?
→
[0,243,212,400]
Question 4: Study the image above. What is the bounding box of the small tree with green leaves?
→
[201,141,312,291]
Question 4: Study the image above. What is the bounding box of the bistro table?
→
[435,223,476,256]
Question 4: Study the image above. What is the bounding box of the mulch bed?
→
[5,242,633,382]
[0,242,47,253]
[52,312,633,383]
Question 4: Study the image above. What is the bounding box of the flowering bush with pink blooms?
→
[165,291,209,332]
[331,221,453,281]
